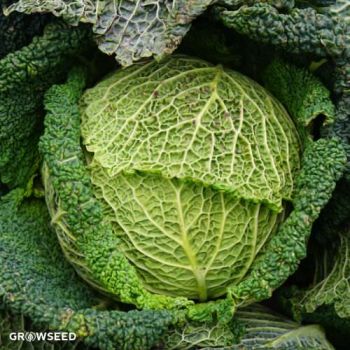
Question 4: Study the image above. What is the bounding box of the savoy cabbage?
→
[38,58,345,325]
[0,1,349,349]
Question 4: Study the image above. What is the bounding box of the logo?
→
[25,332,36,342]
[9,332,77,342]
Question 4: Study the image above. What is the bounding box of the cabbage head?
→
[40,58,345,319]
[79,56,300,301]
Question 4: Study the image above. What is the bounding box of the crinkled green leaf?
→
[0,189,176,350]
[300,233,350,318]
[5,0,215,66]
[163,318,237,349]
[163,304,335,349]
[81,56,301,211]
[0,21,90,188]
[262,59,335,142]
[215,2,349,59]
[232,305,334,350]
[275,225,350,350]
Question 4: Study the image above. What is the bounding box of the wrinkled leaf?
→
[5,0,215,65]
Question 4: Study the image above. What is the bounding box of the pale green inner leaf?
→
[81,56,301,212]
[90,168,281,300]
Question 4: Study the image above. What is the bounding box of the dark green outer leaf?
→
[0,189,175,350]
[0,21,90,188]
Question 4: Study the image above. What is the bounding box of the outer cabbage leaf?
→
[215,1,349,58]
[0,188,176,350]
[276,226,350,350]
[231,306,334,350]
[299,233,350,319]
[5,0,215,66]
[0,21,90,189]
[279,225,350,319]
[163,304,335,350]
[262,59,335,139]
